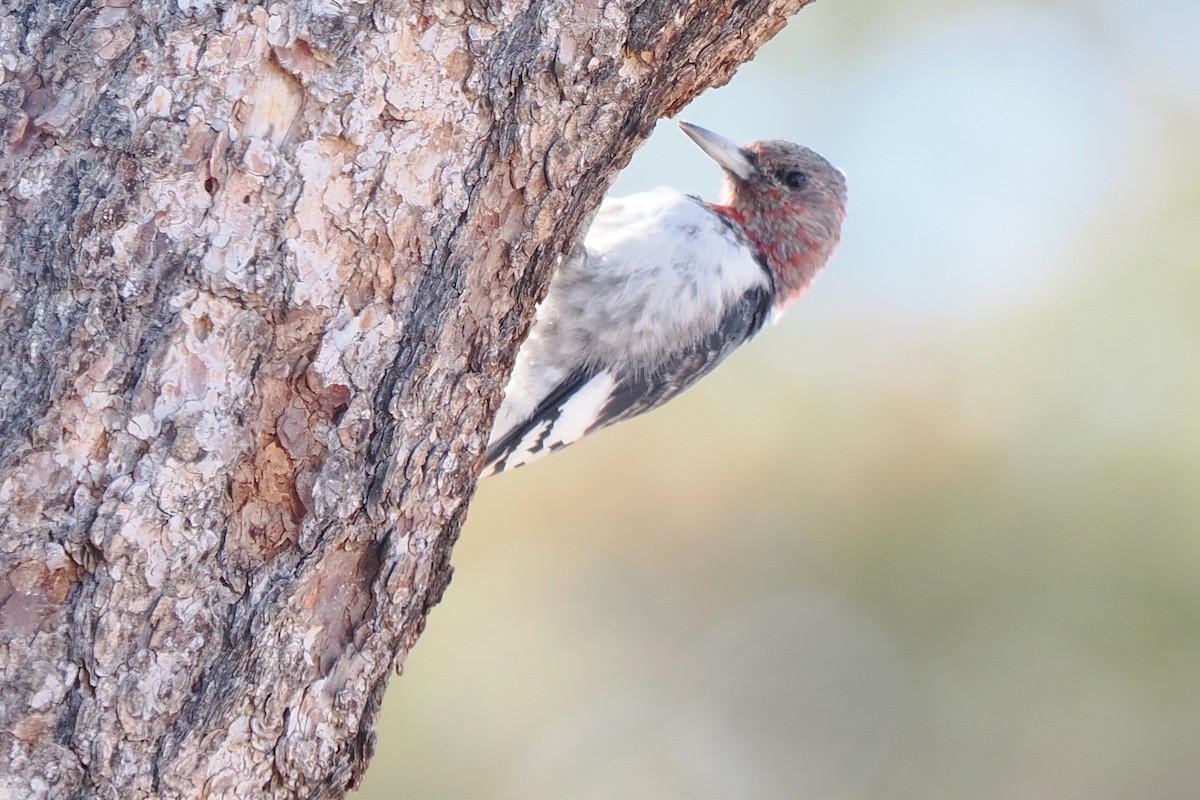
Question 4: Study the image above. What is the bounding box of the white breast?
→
[563,189,769,366]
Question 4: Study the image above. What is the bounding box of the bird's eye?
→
[780,170,808,190]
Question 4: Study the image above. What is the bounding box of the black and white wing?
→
[483,285,772,476]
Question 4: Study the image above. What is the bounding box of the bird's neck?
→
[709,203,748,229]
[710,202,839,307]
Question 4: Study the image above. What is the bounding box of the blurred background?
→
[358,0,1200,797]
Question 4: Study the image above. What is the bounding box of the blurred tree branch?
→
[0,0,811,796]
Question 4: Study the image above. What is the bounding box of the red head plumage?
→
[679,122,847,307]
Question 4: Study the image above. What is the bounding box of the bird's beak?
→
[678,121,754,181]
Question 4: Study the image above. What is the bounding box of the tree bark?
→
[0,0,811,796]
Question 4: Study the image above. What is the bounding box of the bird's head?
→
[679,121,847,307]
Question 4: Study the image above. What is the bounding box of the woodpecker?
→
[482,121,847,477]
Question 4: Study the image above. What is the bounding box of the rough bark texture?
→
[0,0,811,796]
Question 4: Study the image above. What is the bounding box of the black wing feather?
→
[484,364,595,470]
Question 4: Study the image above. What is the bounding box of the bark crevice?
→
[0,0,813,796]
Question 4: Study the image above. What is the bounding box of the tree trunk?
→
[0,0,811,796]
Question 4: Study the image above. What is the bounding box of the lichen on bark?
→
[0,0,812,796]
